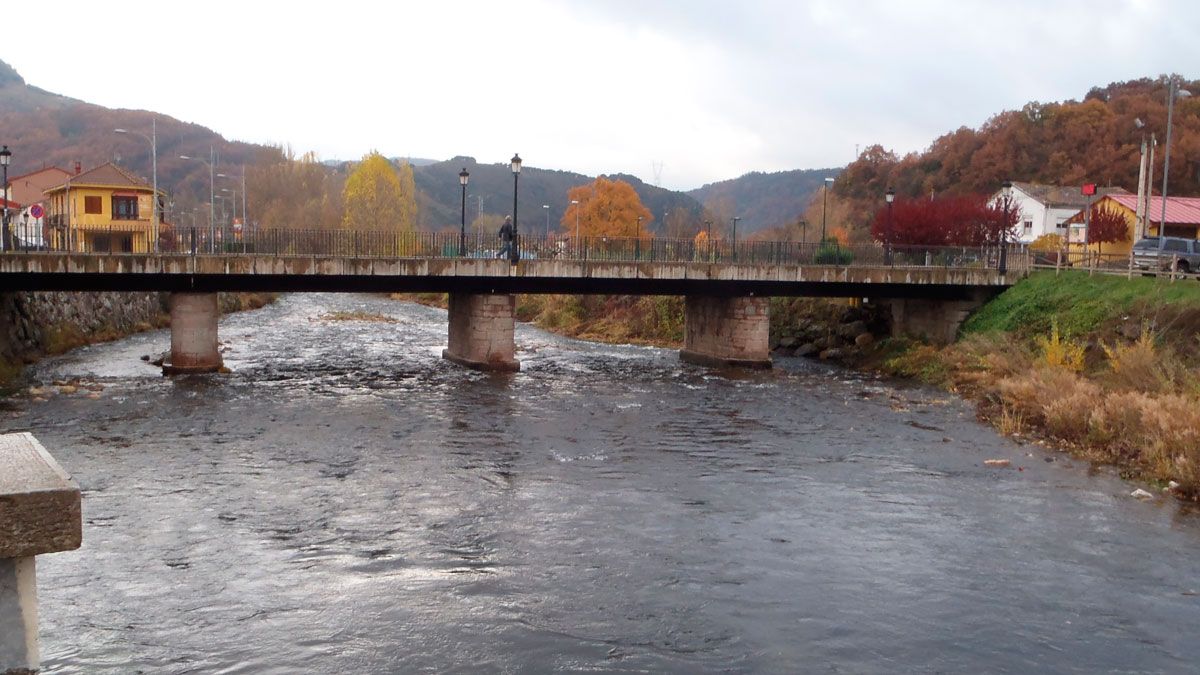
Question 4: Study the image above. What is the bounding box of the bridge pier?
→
[442,293,520,372]
[163,293,223,375]
[886,291,992,345]
[680,296,771,369]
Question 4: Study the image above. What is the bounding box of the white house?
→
[992,182,1129,244]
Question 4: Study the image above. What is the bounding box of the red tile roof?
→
[1107,194,1200,226]
[44,162,152,193]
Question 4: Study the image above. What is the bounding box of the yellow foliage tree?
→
[342,151,416,231]
[562,177,653,238]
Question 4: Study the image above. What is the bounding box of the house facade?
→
[994,182,1129,244]
[43,163,165,253]
[5,166,72,248]
[1066,194,1200,256]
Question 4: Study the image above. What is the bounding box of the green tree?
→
[342,151,416,231]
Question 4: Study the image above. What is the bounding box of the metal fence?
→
[4,224,1027,271]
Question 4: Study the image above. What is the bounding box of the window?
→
[1164,239,1188,253]
[112,196,138,220]
[84,196,102,214]
[1023,220,1033,235]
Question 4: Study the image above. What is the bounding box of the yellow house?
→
[1067,194,1200,256]
[44,162,165,253]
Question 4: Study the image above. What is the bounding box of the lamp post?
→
[542,204,550,239]
[458,167,469,256]
[0,145,10,251]
[1000,180,1012,275]
[1160,76,1193,236]
[570,199,580,248]
[821,176,834,242]
[884,187,895,264]
[731,216,741,260]
[636,214,643,260]
[115,118,158,252]
[180,148,216,253]
[510,153,522,264]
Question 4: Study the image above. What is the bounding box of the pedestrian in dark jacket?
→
[498,216,514,259]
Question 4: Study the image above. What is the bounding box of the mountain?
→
[688,169,841,235]
[411,158,703,234]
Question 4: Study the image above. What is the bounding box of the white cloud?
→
[3,0,1196,189]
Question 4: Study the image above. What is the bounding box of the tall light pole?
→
[0,145,10,251]
[570,198,580,245]
[180,148,215,253]
[459,167,469,257]
[1000,180,1012,275]
[1160,76,1192,237]
[115,118,158,252]
[731,216,741,260]
[885,186,895,264]
[543,204,550,238]
[821,176,835,242]
[510,153,522,264]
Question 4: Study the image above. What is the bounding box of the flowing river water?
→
[3,292,1200,674]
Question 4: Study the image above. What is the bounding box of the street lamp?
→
[180,148,216,253]
[458,167,469,256]
[570,199,580,246]
[543,204,550,238]
[821,176,835,242]
[884,187,895,264]
[0,145,10,251]
[731,216,741,260]
[115,119,158,252]
[999,180,1012,274]
[510,154,522,263]
[1160,76,1193,236]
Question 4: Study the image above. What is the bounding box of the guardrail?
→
[1030,249,1200,281]
[4,225,1028,272]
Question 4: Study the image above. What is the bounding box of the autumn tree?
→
[342,151,416,231]
[562,177,653,238]
[870,194,1018,247]
[664,206,699,239]
[1082,203,1131,253]
[247,145,344,230]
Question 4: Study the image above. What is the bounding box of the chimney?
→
[74,161,81,175]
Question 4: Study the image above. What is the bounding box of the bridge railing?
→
[10,224,1026,271]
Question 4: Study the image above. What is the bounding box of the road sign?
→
[29,204,43,219]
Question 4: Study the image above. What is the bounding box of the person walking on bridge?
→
[498,216,515,260]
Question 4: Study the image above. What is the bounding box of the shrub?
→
[814,239,854,265]
[1035,319,1085,372]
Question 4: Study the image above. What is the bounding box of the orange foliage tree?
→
[562,177,653,238]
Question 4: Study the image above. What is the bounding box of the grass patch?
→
[319,310,399,323]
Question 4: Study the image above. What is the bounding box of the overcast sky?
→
[4,0,1196,190]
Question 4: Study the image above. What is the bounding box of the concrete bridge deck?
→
[0,252,1020,299]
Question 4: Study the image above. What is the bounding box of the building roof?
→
[1,198,18,209]
[7,166,72,205]
[44,162,153,194]
[1012,182,1130,209]
[1106,194,1200,226]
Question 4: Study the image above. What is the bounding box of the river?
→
[3,292,1199,674]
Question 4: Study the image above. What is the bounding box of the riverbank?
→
[866,271,1200,500]
[0,292,276,390]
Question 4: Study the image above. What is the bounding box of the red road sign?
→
[30,204,44,218]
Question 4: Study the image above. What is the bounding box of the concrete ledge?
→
[0,434,82,560]
[442,349,520,373]
[680,349,772,370]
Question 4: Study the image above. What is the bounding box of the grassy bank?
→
[876,271,1200,499]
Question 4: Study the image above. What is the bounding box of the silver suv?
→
[1132,237,1200,274]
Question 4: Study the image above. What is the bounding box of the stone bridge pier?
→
[442,293,520,372]
[680,296,771,369]
[163,293,223,375]
[886,290,994,344]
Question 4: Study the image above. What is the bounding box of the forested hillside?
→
[828,76,1199,240]
[689,168,839,236]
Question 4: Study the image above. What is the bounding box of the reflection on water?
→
[5,293,1200,674]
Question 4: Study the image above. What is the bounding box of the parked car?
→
[1132,236,1200,274]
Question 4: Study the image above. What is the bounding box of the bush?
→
[814,239,854,265]
[1035,319,1085,372]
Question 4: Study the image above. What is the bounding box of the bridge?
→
[0,230,1026,373]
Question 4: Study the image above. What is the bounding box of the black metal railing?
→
[2,224,1028,272]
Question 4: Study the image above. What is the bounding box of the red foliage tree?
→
[871,194,1018,247]
[1084,204,1131,253]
